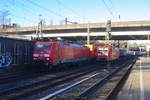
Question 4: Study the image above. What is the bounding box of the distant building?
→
[0,24,18,29]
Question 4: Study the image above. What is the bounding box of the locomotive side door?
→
[53,44,59,65]
[55,44,61,65]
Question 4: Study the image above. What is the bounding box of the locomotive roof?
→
[58,41,85,47]
[33,40,85,47]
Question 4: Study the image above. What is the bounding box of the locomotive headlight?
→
[33,57,37,60]
[44,54,50,57]
[46,58,49,60]
[33,54,39,57]
[105,53,108,56]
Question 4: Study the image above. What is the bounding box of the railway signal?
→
[105,20,112,41]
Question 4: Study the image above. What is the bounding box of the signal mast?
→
[105,20,112,45]
[106,20,112,67]
[36,14,44,39]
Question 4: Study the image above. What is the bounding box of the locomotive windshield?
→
[98,48,108,52]
[34,44,51,50]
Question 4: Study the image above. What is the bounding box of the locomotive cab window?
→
[34,44,51,50]
[98,48,108,52]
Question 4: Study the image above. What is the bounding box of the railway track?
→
[0,61,96,85]
[0,61,93,85]
[0,71,49,84]
[0,65,50,84]
[0,57,135,100]
[40,59,136,100]
[0,64,101,99]
[90,62,134,100]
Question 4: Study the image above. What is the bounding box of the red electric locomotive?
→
[32,41,91,67]
[94,45,120,62]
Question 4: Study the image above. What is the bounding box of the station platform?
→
[117,57,150,100]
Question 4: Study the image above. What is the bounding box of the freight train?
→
[0,37,32,67]
[32,40,92,68]
[33,39,133,68]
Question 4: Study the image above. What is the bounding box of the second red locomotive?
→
[32,41,92,67]
[94,45,120,62]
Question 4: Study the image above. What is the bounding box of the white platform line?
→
[140,59,145,100]
[39,73,99,100]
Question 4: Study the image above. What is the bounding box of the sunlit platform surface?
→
[117,57,150,100]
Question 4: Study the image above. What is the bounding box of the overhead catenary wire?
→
[55,0,82,18]
[100,0,137,40]
[26,0,64,18]
[5,0,63,25]
[108,0,118,14]
[101,0,115,19]
[19,0,39,15]
[108,0,120,20]
[11,14,37,23]
[4,0,37,24]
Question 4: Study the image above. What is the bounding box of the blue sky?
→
[0,0,150,26]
